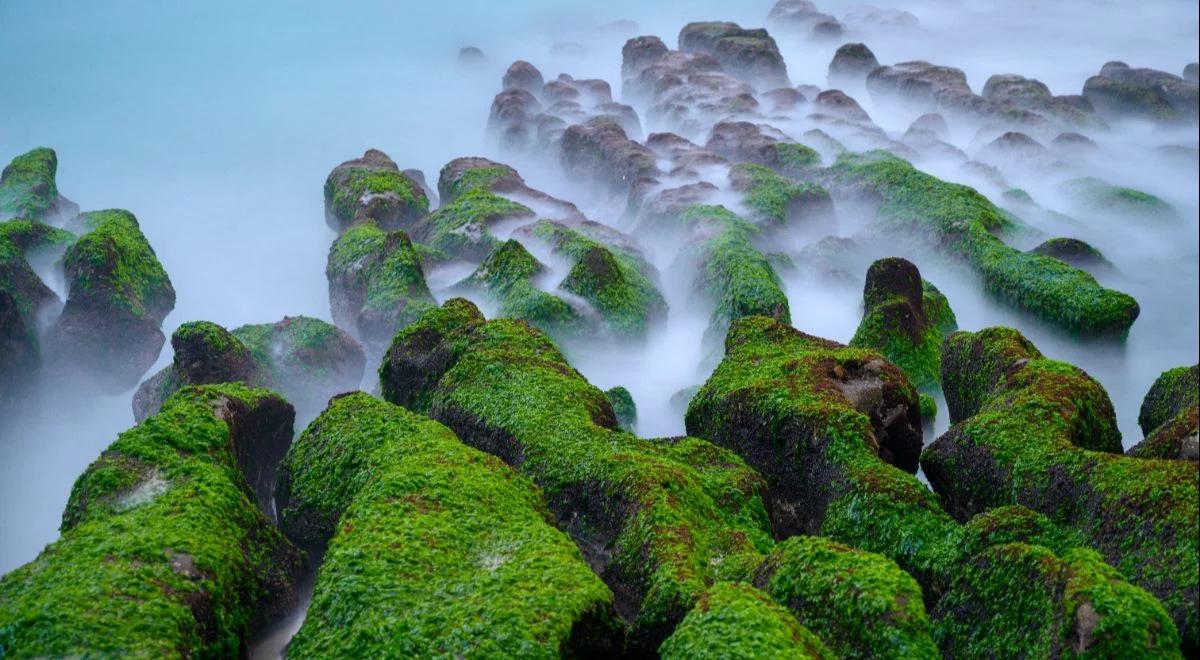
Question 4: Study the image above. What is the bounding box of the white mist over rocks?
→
[1,0,1196,593]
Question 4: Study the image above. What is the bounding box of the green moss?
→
[278,393,621,657]
[414,189,533,261]
[324,163,427,230]
[933,543,1180,658]
[380,300,775,653]
[1138,365,1199,435]
[924,327,1198,649]
[679,205,790,340]
[441,165,515,203]
[327,222,436,346]
[774,142,822,173]
[0,384,300,658]
[456,239,585,339]
[230,316,364,411]
[659,582,834,659]
[1061,177,1176,219]
[754,536,937,658]
[827,152,1139,336]
[1002,188,1034,205]
[605,386,637,432]
[0,148,60,221]
[61,209,174,322]
[918,393,937,420]
[0,220,74,322]
[730,162,832,229]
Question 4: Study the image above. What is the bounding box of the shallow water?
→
[1,0,1196,600]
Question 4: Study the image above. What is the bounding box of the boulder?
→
[560,117,660,195]
[277,393,622,656]
[453,239,584,340]
[501,60,545,95]
[0,385,303,657]
[604,386,637,432]
[456,46,486,68]
[660,583,833,658]
[677,22,790,88]
[1129,364,1199,461]
[43,209,175,392]
[323,149,429,233]
[1083,61,1199,124]
[0,147,79,224]
[1028,237,1114,273]
[827,43,880,85]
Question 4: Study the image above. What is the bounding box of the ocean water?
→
[2,0,1197,585]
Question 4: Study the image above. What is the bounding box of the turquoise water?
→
[2,0,1197,580]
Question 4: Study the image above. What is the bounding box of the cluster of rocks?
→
[1,148,176,406]
[1,3,1197,658]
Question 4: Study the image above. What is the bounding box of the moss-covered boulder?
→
[527,220,666,338]
[380,299,775,653]
[411,188,535,262]
[675,205,790,343]
[827,152,1139,336]
[1082,61,1199,124]
[1029,236,1115,273]
[849,258,957,418]
[232,316,364,413]
[707,121,821,175]
[323,149,428,233]
[604,385,637,432]
[1130,364,1199,461]
[326,222,436,353]
[677,22,790,88]
[934,543,1179,658]
[753,536,938,658]
[43,209,175,392]
[0,221,75,404]
[687,316,1184,656]
[659,582,832,659]
[729,163,835,235]
[276,392,622,656]
[437,157,524,204]
[0,384,302,657]
[454,239,585,340]
[923,327,1198,650]
[132,321,259,421]
[1060,176,1177,221]
[559,117,660,195]
[0,147,78,224]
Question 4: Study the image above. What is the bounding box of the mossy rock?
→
[323,149,428,233]
[437,157,523,204]
[43,209,175,392]
[676,205,790,343]
[454,239,585,340]
[232,316,365,414]
[132,321,261,421]
[849,258,957,399]
[605,386,637,432]
[753,536,938,658]
[326,222,436,353]
[411,188,534,262]
[659,582,833,659]
[826,152,1139,336]
[0,147,78,223]
[1060,177,1176,220]
[1030,236,1115,273]
[277,392,623,657]
[0,220,75,403]
[729,162,834,232]
[379,299,775,654]
[933,544,1180,658]
[923,327,1198,650]
[1131,364,1199,461]
[528,219,666,339]
[0,384,303,657]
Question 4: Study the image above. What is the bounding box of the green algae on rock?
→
[323,149,428,233]
[923,327,1199,650]
[849,258,957,418]
[454,239,585,339]
[659,582,833,659]
[676,205,790,342]
[728,162,834,234]
[826,151,1139,336]
[1130,364,1199,461]
[412,188,535,262]
[277,392,622,657]
[380,299,775,654]
[753,536,938,658]
[0,147,78,223]
[326,222,437,352]
[0,384,302,658]
[605,385,637,432]
[134,316,366,421]
[43,209,175,392]
[1060,176,1177,220]
[688,316,1185,656]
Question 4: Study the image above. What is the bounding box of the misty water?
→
[1,0,1196,641]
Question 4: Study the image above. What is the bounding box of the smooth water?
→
[2,0,1196,586]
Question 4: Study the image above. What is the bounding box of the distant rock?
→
[828,43,880,85]
[1083,61,1199,124]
